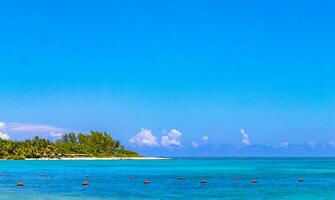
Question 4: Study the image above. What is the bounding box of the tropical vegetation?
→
[0,131,140,160]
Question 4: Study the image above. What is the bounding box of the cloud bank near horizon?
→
[3,120,335,156]
[0,121,68,140]
[7,122,67,133]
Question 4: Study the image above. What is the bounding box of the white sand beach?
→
[25,157,170,160]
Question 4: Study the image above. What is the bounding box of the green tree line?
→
[0,131,140,160]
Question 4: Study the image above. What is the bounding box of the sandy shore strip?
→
[24,157,170,160]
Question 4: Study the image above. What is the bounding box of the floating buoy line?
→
[13,176,307,187]
[17,182,24,187]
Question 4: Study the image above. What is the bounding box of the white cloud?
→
[0,121,6,129]
[308,141,317,148]
[202,136,209,143]
[0,131,10,140]
[161,136,181,146]
[7,123,67,133]
[0,122,10,140]
[240,128,250,145]
[190,136,208,148]
[191,142,199,148]
[279,141,289,148]
[161,129,182,147]
[168,129,182,138]
[129,128,158,147]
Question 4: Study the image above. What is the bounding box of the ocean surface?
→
[1,158,335,199]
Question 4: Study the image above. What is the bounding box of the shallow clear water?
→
[1,158,335,199]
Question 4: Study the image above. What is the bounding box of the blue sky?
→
[0,0,335,156]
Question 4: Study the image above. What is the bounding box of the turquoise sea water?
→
[1,158,335,199]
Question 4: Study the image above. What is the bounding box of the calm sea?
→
[1,158,335,199]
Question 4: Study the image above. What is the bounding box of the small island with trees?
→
[0,131,142,160]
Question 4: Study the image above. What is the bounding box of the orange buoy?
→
[177,176,184,180]
[200,179,207,184]
[298,178,304,182]
[82,182,89,186]
[251,179,258,183]
[143,180,151,184]
[17,182,24,187]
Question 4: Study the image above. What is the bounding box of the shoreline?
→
[23,157,171,160]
